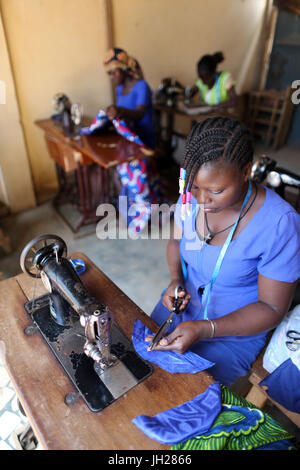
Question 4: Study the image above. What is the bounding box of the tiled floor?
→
[0,361,41,450]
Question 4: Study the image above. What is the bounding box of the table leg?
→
[104,168,110,203]
[83,166,91,213]
[53,163,67,205]
[53,161,116,233]
[73,164,111,232]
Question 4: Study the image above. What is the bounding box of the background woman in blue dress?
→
[104,47,155,149]
[103,48,161,233]
[147,117,300,386]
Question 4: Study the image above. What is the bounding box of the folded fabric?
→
[172,385,296,450]
[259,358,300,413]
[113,118,145,146]
[79,109,110,135]
[132,382,221,445]
[79,109,145,147]
[132,318,214,374]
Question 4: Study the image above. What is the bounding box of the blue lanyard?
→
[201,181,252,319]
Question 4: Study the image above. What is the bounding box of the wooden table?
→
[35,119,155,232]
[0,253,214,450]
[154,102,244,156]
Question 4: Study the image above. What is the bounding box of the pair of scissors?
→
[148,284,183,350]
[286,330,300,352]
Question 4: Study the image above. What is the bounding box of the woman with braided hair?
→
[147,117,300,386]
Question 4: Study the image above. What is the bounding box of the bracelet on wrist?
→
[206,319,216,338]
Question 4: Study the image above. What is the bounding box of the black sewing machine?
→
[154,77,188,107]
[20,235,152,412]
[51,93,83,137]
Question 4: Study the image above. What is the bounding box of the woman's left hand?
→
[146,320,211,354]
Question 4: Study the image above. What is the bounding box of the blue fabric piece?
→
[116,80,155,148]
[132,319,214,374]
[151,297,266,386]
[256,439,296,450]
[132,382,221,445]
[260,358,300,413]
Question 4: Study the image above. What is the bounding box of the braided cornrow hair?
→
[179,117,253,219]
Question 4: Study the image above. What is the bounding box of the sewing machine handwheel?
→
[20,234,67,278]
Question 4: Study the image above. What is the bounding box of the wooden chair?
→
[246,86,294,150]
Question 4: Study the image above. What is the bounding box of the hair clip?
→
[181,193,187,220]
[179,179,185,194]
[186,191,191,216]
[179,168,186,195]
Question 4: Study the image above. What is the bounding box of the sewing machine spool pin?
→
[20,234,153,412]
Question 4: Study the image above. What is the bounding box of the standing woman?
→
[189,52,238,111]
[147,117,300,386]
[103,48,161,232]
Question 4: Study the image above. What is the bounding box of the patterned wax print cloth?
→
[80,110,162,233]
[172,385,297,451]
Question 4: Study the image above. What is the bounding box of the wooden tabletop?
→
[35,119,155,169]
[154,103,238,121]
[0,253,214,450]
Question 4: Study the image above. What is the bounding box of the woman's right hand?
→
[106,105,119,120]
[162,280,191,313]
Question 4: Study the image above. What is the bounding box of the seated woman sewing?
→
[104,47,155,149]
[146,117,300,386]
[103,48,161,233]
[187,52,238,112]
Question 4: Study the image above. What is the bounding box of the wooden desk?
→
[154,103,239,152]
[0,253,214,450]
[154,97,247,156]
[35,119,155,232]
